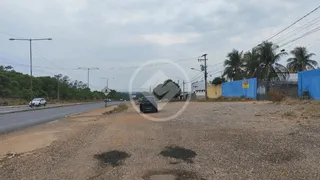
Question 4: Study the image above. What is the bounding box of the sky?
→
[0,0,319,92]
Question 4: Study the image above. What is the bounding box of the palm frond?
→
[305,53,316,59]
[307,59,318,66]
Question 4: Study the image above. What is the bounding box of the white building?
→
[191,81,206,99]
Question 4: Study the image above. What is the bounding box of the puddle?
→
[143,169,205,180]
[159,146,196,163]
[94,150,130,167]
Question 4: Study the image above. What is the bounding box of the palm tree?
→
[256,41,289,80]
[287,46,317,72]
[243,48,260,78]
[223,49,245,81]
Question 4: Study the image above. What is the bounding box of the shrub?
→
[103,104,128,115]
[268,90,286,102]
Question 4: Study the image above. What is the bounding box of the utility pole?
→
[182,80,185,100]
[9,38,52,99]
[57,80,60,100]
[198,54,208,100]
[78,67,99,89]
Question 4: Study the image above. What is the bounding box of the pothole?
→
[159,146,196,163]
[143,169,205,180]
[94,150,130,167]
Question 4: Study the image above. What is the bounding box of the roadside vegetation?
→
[0,66,105,102]
[0,66,131,106]
[211,42,317,83]
[103,104,128,115]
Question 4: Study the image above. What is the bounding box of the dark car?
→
[139,96,158,113]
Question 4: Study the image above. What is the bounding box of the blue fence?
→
[222,78,257,99]
[298,69,320,100]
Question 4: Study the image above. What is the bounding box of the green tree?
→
[243,47,260,78]
[287,46,317,72]
[211,76,226,85]
[223,49,245,81]
[256,41,288,80]
[107,90,129,100]
[0,65,106,102]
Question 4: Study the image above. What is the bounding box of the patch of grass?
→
[0,98,28,106]
[103,104,128,115]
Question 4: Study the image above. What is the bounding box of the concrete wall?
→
[222,78,257,99]
[207,85,222,98]
[298,69,320,100]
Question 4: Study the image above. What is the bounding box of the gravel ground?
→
[0,101,320,180]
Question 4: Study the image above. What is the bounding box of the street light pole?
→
[9,38,52,99]
[78,67,99,89]
[29,40,33,99]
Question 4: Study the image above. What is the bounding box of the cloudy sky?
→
[0,0,319,92]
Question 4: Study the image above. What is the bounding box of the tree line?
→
[212,41,318,84]
[0,65,106,101]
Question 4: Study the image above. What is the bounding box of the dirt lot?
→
[0,101,320,180]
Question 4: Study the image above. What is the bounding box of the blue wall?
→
[298,69,320,100]
[222,78,257,99]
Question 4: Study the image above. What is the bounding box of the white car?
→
[29,98,47,107]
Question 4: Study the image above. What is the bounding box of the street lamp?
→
[77,67,99,89]
[9,38,52,99]
[191,68,202,72]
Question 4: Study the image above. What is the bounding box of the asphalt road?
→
[0,104,59,113]
[0,101,122,134]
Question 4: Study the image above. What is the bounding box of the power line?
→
[0,56,78,70]
[99,56,199,71]
[267,5,320,41]
[189,72,203,82]
[0,31,24,38]
[77,67,99,89]
[191,69,224,83]
[274,15,320,44]
[279,25,320,48]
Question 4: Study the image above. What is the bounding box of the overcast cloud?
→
[0,0,319,91]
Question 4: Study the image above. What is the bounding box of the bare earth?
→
[0,102,320,180]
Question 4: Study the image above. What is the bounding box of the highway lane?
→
[0,104,59,113]
[0,101,122,134]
